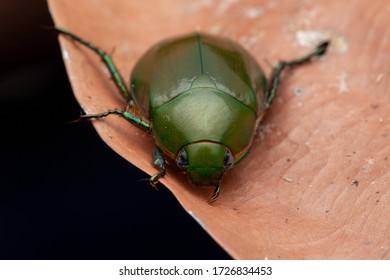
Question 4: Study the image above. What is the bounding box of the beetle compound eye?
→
[176,150,188,169]
[223,150,235,169]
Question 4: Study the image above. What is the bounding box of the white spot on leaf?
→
[245,7,264,19]
[296,30,349,53]
[216,0,238,15]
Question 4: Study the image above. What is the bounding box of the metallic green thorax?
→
[131,33,267,160]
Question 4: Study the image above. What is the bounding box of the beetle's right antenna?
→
[266,41,330,108]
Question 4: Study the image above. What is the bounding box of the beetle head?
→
[176,141,234,186]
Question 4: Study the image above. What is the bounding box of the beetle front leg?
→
[266,41,329,108]
[149,147,167,189]
[208,184,221,204]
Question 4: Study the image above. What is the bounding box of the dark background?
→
[0,0,230,259]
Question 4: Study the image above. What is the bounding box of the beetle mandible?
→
[56,27,329,203]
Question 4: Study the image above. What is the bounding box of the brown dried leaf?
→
[48,0,390,259]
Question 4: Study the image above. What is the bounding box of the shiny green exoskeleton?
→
[56,26,329,203]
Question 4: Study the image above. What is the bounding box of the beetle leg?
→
[55,26,137,108]
[78,109,151,131]
[266,41,330,108]
[208,184,221,204]
[149,147,167,189]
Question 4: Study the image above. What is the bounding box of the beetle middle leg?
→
[149,147,167,189]
[266,41,330,108]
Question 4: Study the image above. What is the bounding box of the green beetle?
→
[56,27,328,203]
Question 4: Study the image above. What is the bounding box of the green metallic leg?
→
[55,26,134,104]
[208,185,221,204]
[79,109,151,131]
[55,26,151,131]
[149,147,166,189]
[266,41,329,108]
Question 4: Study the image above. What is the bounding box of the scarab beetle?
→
[56,27,328,203]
